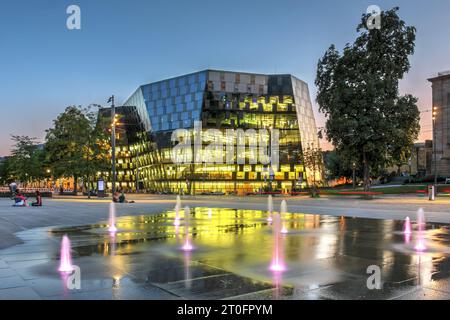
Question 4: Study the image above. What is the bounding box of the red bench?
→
[290,191,310,196]
[337,191,383,196]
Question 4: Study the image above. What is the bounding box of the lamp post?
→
[108,95,116,196]
[352,162,356,190]
[433,106,438,197]
[408,157,412,184]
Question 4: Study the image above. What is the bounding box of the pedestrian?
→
[31,191,42,207]
[13,189,27,207]
[9,181,17,196]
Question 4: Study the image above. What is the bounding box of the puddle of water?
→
[8,207,450,299]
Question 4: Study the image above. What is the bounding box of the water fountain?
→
[208,208,212,219]
[174,205,181,226]
[108,202,117,233]
[58,235,74,273]
[176,195,181,209]
[414,208,426,251]
[270,212,285,272]
[404,217,412,234]
[174,195,181,226]
[267,195,273,222]
[182,206,193,251]
[280,200,288,234]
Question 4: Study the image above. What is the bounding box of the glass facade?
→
[140,71,207,131]
[109,70,322,194]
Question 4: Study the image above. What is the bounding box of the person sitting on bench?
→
[31,191,42,207]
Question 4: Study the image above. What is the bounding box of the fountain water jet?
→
[270,212,285,272]
[58,235,74,273]
[174,205,181,226]
[267,195,273,222]
[174,195,181,226]
[208,208,212,219]
[108,202,117,233]
[176,195,181,209]
[280,200,288,234]
[404,217,412,234]
[414,208,426,251]
[182,206,193,251]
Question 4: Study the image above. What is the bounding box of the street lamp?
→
[433,106,438,196]
[108,95,117,196]
[352,162,356,189]
[408,157,412,184]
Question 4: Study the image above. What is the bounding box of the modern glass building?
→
[105,70,322,195]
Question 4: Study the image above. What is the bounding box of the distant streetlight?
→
[108,95,117,196]
[433,106,438,196]
[352,162,356,189]
[408,157,412,184]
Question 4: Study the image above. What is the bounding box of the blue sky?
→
[1,0,449,154]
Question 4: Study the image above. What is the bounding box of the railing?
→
[0,187,54,193]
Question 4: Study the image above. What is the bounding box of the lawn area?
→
[320,185,450,195]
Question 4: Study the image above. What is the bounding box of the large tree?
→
[45,106,110,194]
[0,157,12,185]
[8,136,46,184]
[323,150,354,181]
[315,7,420,191]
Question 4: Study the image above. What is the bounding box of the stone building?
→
[428,71,450,178]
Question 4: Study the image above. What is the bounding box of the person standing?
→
[9,181,17,194]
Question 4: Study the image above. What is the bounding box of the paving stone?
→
[0,275,27,289]
[0,286,41,300]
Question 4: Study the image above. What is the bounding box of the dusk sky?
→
[1,0,449,155]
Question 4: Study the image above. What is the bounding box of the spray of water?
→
[174,195,181,226]
[270,212,285,272]
[58,235,74,273]
[267,195,273,222]
[182,206,193,251]
[280,200,288,234]
[404,217,412,234]
[414,208,426,251]
[108,202,117,233]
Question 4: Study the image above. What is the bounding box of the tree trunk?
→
[73,174,78,195]
[363,152,370,192]
[87,175,91,199]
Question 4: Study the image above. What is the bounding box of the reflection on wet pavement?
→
[1,207,450,299]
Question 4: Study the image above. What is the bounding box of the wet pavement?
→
[1,206,450,300]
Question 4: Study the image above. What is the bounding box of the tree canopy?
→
[7,136,46,184]
[315,7,420,190]
[45,106,110,191]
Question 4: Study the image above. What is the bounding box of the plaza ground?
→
[1,194,450,300]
